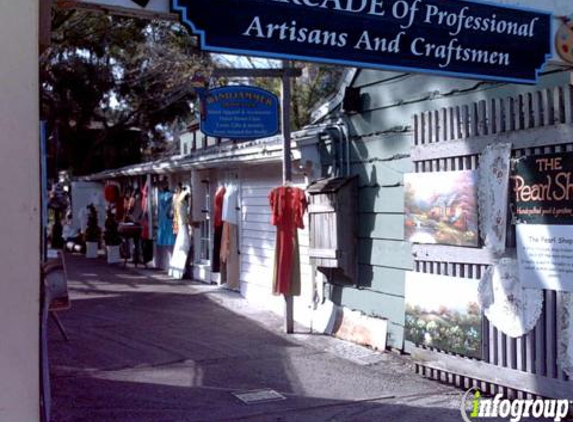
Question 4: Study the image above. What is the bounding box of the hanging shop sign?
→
[201,86,280,139]
[517,224,573,292]
[511,151,573,225]
[513,152,573,291]
[172,0,552,84]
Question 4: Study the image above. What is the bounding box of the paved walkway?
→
[49,254,512,422]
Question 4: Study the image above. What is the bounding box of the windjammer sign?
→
[172,0,551,83]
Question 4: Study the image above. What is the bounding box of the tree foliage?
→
[214,57,345,130]
[42,9,212,175]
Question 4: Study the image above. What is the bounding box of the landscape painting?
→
[405,272,482,359]
[404,170,479,247]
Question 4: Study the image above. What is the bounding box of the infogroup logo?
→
[460,388,570,422]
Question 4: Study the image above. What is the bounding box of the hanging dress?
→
[157,191,176,246]
[169,191,191,279]
[212,186,226,273]
[269,186,307,296]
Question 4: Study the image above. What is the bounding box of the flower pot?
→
[85,241,99,259]
[106,245,122,264]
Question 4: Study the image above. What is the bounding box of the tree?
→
[214,57,345,130]
[41,8,213,176]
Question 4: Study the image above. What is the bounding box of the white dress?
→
[168,192,191,279]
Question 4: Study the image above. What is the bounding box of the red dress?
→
[269,186,307,296]
[214,186,226,228]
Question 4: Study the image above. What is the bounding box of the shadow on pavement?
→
[48,254,510,422]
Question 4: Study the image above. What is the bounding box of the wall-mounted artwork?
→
[405,272,482,359]
[405,170,479,247]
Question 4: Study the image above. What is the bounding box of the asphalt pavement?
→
[48,253,530,422]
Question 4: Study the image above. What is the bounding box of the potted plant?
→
[84,204,101,259]
[103,208,122,264]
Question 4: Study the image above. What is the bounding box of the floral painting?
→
[405,170,479,247]
[405,272,482,359]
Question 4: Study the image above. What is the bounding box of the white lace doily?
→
[559,292,573,377]
[478,257,543,338]
[478,143,512,256]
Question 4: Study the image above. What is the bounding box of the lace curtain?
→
[478,143,512,257]
[478,257,544,338]
[559,292,573,376]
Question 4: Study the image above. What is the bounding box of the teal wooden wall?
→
[326,68,570,349]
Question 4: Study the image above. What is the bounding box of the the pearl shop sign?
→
[172,0,551,83]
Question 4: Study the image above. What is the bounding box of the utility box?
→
[307,176,358,282]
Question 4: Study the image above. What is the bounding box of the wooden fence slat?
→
[478,100,487,136]
[542,89,552,126]
[434,110,440,143]
[440,108,448,142]
[482,318,489,362]
[456,104,471,138]
[420,112,426,145]
[471,102,479,137]
[448,107,455,140]
[427,111,433,144]
[564,85,573,124]
[554,86,563,125]
[414,114,420,145]
[515,94,524,131]
[535,308,547,377]
[506,338,515,370]
[499,329,506,368]
[492,327,499,365]
[491,98,503,133]
[533,91,542,128]
[412,348,573,399]
[546,291,557,379]
[523,93,532,129]
[508,97,516,132]
[516,337,526,372]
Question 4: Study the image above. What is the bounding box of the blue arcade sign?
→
[200,86,280,139]
[172,0,552,84]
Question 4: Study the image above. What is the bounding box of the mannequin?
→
[169,186,191,279]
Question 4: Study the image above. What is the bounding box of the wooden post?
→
[281,61,294,334]
[39,0,53,55]
[210,65,301,334]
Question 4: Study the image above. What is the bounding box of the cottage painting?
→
[405,272,482,359]
[404,170,479,247]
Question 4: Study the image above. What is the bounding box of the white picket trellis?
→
[410,83,573,399]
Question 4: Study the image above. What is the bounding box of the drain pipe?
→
[325,121,351,177]
[295,122,351,179]
[336,119,351,177]
[322,124,345,178]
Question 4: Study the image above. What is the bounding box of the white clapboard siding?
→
[242,196,270,206]
[241,253,312,272]
[242,204,271,215]
[241,242,310,259]
[239,165,313,321]
[241,188,272,198]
